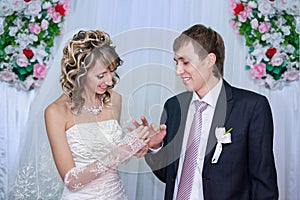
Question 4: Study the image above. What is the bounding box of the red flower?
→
[233,3,245,16]
[24,0,31,2]
[55,4,66,16]
[266,47,277,58]
[23,48,34,59]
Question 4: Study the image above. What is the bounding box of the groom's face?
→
[174,41,211,97]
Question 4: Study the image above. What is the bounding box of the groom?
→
[134,24,279,200]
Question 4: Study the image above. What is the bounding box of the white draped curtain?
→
[1,0,299,199]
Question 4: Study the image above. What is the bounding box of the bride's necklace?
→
[82,100,103,115]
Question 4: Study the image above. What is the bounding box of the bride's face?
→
[84,60,114,95]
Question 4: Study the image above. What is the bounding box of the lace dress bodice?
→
[60,119,144,200]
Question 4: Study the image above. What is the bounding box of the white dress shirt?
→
[173,79,222,200]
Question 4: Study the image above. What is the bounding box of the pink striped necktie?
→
[176,100,208,200]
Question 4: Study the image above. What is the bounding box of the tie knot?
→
[194,100,208,113]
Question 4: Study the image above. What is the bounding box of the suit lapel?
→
[205,80,233,156]
[172,92,193,170]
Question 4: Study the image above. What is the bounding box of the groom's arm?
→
[248,95,279,199]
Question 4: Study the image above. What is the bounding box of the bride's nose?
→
[104,72,113,86]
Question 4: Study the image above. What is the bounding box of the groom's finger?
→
[140,116,149,126]
[150,123,158,132]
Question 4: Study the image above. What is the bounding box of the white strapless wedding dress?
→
[60,119,137,200]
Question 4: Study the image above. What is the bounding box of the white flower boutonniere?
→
[211,127,232,164]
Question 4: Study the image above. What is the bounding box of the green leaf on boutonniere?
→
[224,128,233,135]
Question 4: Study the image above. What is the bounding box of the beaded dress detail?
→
[60,119,145,200]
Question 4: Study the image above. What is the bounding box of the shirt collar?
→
[191,79,223,108]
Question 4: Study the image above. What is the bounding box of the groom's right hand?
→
[132,116,166,150]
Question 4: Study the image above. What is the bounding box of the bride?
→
[44,29,149,199]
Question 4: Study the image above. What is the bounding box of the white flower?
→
[9,27,18,36]
[21,75,35,90]
[0,1,13,16]
[0,70,17,82]
[281,26,291,35]
[14,18,25,29]
[270,53,284,66]
[0,17,4,34]
[4,45,14,54]
[16,54,29,67]
[24,1,42,16]
[11,0,25,12]
[258,1,275,15]
[248,1,257,8]
[285,44,295,54]
[211,127,232,164]
[31,45,49,64]
[265,75,278,89]
[42,2,52,9]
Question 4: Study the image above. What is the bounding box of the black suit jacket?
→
[145,80,279,200]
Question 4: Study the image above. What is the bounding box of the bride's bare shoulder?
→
[110,90,122,104]
[45,94,71,118]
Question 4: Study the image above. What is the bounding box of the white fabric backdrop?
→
[1,0,299,199]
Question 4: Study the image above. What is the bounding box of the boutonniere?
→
[211,127,232,164]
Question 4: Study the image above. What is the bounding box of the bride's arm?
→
[45,100,76,184]
[45,103,147,192]
[63,130,146,191]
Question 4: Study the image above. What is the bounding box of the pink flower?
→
[29,23,41,34]
[0,70,17,82]
[61,0,71,14]
[51,12,62,23]
[229,19,236,28]
[47,7,55,14]
[283,68,299,81]
[41,19,49,30]
[238,11,248,22]
[244,6,252,13]
[229,1,237,14]
[33,63,47,80]
[258,23,271,33]
[249,63,266,78]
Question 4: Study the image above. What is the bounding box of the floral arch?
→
[0,0,70,91]
[229,0,299,89]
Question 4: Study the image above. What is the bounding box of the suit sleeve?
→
[248,96,279,199]
[145,103,169,183]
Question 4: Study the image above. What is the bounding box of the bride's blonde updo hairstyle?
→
[60,30,123,114]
